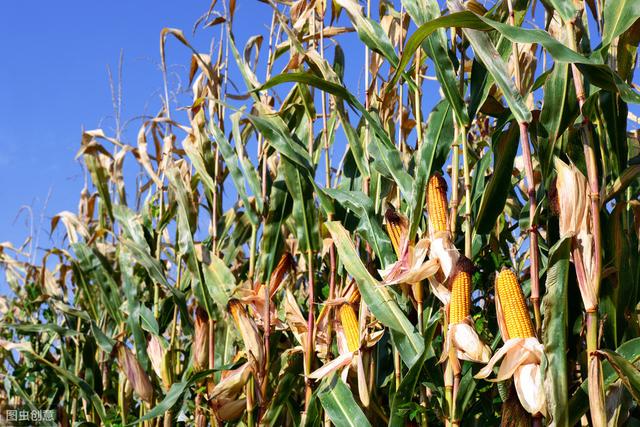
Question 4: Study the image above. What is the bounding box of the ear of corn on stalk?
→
[427,173,449,235]
[449,256,474,324]
[441,257,491,364]
[476,268,546,416]
[193,306,209,371]
[339,304,360,353]
[495,269,535,339]
[385,208,409,257]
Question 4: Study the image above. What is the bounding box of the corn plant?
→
[1,0,640,426]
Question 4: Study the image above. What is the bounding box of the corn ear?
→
[267,252,294,297]
[193,306,209,371]
[339,304,360,353]
[495,269,535,339]
[427,173,449,234]
[449,256,474,324]
[115,343,154,404]
[384,208,409,257]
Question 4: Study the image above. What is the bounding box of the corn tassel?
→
[495,269,535,339]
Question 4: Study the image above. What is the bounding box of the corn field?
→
[2,0,640,425]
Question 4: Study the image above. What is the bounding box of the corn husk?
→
[115,343,154,405]
[193,307,209,371]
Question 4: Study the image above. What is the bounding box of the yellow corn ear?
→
[449,256,473,324]
[496,269,535,339]
[427,173,449,233]
[339,304,360,353]
[384,208,408,257]
[348,287,361,304]
[267,252,294,297]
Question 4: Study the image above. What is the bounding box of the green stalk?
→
[506,0,542,335]
[413,45,429,427]
[247,375,256,427]
[450,122,461,237]
[566,18,605,427]
[304,249,316,411]
[456,33,472,259]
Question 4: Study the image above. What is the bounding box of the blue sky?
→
[0,1,278,252]
[1,1,637,264]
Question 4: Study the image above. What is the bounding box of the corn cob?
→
[449,256,474,324]
[267,252,294,297]
[385,209,423,302]
[339,304,360,353]
[427,173,449,233]
[193,306,209,371]
[495,269,535,339]
[384,208,408,257]
[348,287,361,304]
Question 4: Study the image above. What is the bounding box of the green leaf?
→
[394,8,640,104]
[90,320,115,354]
[402,0,469,126]
[119,246,151,370]
[17,346,108,423]
[5,323,79,338]
[368,134,414,200]
[602,0,640,47]
[258,174,292,282]
[72,243,123,324]
[569,338,640,424]
[257,73,396,157]
[336,107,370,178]
[539,62,578,157]
[475,122,519,233]
[596,349,640,402]
[322,188,394,267]
[209,121,259,225]
[544,0,577,23]
[248,110,313,175]
[167,168,212,315]
[389,315,438,426]
[325,221,424,367]
[542,238,571,427]
[318,375,372,427]
[231,111,264,213]
[133,369,216,424]
[408,100,452,240]
[446,0,530,123]
[281,158,319,253]
[202,253,236,308]
[336,0,398,66]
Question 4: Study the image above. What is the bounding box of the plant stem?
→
[318,9,337,364]
[208,318,218,427]
[518,121,542,333]
[567,18,605,427]
[304,249,316,410]
[247,375,256,427]
[456,33,472,259]
[506,0,541,334]
[450,122,461,237]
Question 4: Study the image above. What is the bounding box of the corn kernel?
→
[427,173,449,233]
[495,269,535,339]
[339,304,360,353]
[449,256,474,324]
